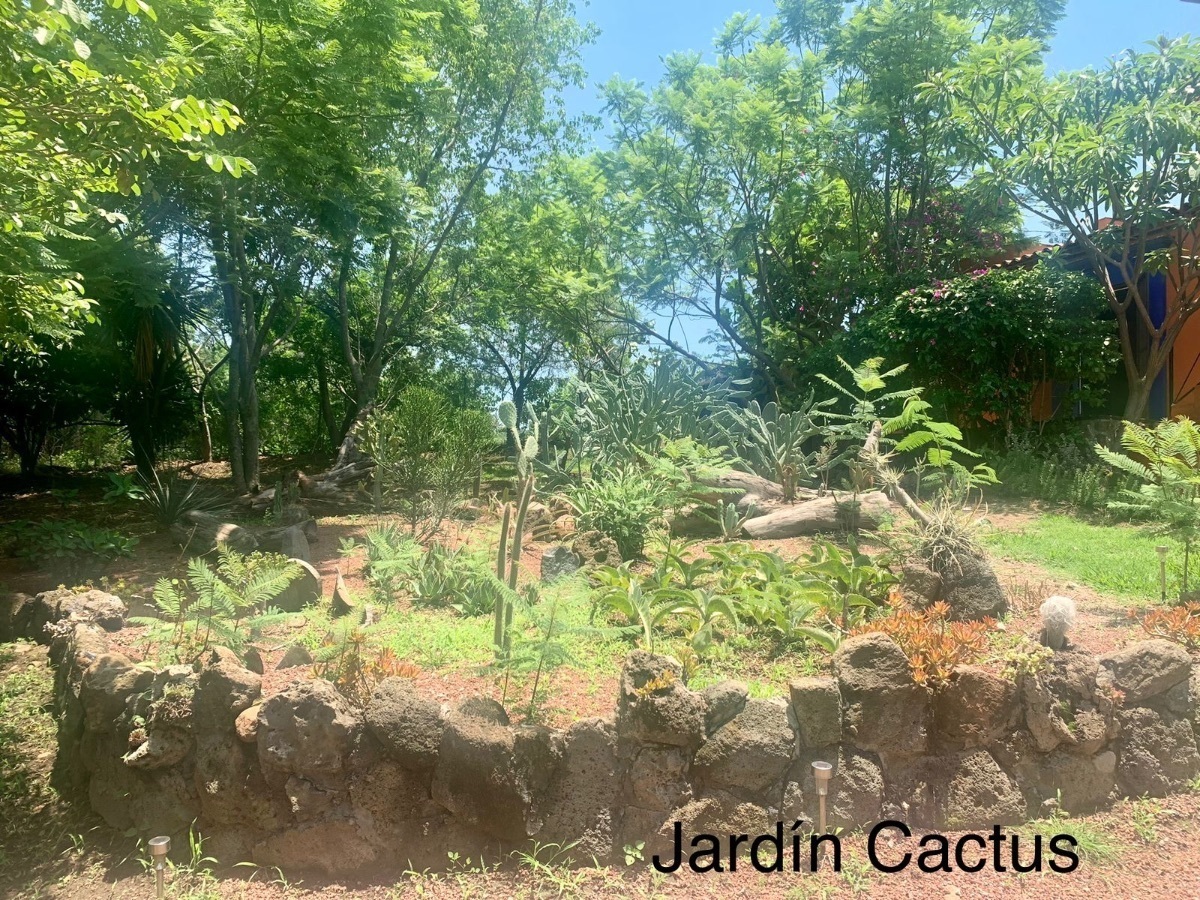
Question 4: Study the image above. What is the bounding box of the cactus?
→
[1039,595,1076,650]
[493,403,539,660]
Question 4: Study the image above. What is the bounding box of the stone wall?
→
[12,589,1200,875]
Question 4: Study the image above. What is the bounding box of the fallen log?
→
[694,470,820,513]
[694,470,787,504]
[169,510,319,557]
[170,511,259,554]
[253,519,318,553]
[741,491,892,539]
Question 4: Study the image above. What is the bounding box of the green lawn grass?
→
[983,513,1188,602]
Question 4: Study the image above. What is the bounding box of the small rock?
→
[454,498,485,520]
[937,553,1007,621]
[1093,750,1116,775]
[235,704,261,742]
[281,525,312,562]
[899,560,943,605]
[615,651,705,749]
[331,571,355,618]
[275,559,321,612]
[277,645,313,670]
[457,696,510,725]
[834,633,929,754]
[525,502,556,540]
[540,545,581,583]
[572,531,621,568]
[702,680,748,735]
[192,646,261,730]
[1099,639,1192,705]
[277,504,311,526]
[693,698,793,793]
[243,647,264,675]
[365,678,446,769]
[789,676,842,748]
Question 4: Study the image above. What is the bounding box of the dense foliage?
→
[2,0,1191,480]
[871,265,1116,430]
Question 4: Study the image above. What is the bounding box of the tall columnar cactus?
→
[493,401,539,659]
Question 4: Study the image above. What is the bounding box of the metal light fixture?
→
[149,836,170,899]
[1157,545,1170,603]
[812,760,833,834]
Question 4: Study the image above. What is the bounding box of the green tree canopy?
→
[931,34,1200,419]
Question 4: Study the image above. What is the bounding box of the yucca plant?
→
[131,545,300,662]
[589,562,739,655]
[139,469,227,527]
[1096,417,1200,593]
[715,500,750,541]
[590,563,696,652]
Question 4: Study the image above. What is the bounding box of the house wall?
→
[1171,231,1200,419]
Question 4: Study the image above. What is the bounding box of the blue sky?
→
[564,0,1196,119]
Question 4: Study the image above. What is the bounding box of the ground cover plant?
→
[983,513,1189,602]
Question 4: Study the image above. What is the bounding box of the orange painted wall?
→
[1172,304,1200,419]
[1170,230,1200,419]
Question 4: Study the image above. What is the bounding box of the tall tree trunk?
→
[187,346,227,464]
[225,333,246,492]
[16,441,41,478]
[316,356,340,451]
[198,392,214,463]
[1124,375,1154,421]
[240,367,261,491]
[213,218,248,493]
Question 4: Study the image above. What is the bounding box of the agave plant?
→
[139,469,227,527]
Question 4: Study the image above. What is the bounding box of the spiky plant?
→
[716,500,750,542]
[139,469,227,527]
[723,395,827,502]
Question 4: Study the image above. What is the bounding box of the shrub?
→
[1,519,137,579]
[138,470,227,527]
[870,264,1115,432]
[993,431,1130,510]
[363,388,500,538]
[361,525,506,616]
[1096,417,1200,594]
[313,621,421,705]
[853,597,992,689]
[549,356,730,473]
[569,467,680,559]
[591,562,739,654]
[131,545,300,663]
[1133,603,1200,650]
[590,538,897,655]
